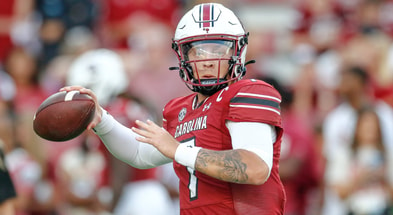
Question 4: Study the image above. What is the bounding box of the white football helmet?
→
[172,3,250,96]
[67,49,128,106]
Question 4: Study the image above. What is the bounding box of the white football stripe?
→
[235,92,281,102]
[230,104,281,115]
[65,91,78,101]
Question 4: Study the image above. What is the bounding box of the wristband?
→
[174,144,202,169]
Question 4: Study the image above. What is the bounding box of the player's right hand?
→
[59,86,103,130]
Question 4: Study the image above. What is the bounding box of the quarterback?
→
[62,2,286,214]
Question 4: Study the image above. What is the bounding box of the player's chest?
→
[172,97,227,139]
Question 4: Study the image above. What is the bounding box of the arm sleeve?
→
[225,121,276,178]
[93,109,172,169]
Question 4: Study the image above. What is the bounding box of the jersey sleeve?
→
[227,82,282,126]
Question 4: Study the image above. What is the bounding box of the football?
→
[33,90,96,141]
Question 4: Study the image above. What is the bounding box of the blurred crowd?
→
[0,0,393,215]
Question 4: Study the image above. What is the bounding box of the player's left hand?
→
[132,119,179,160]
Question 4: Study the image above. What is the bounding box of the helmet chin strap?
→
[192,78,228,96]
[198,78,227,85]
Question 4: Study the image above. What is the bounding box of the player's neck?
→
[196,93,207,104]
[193,94,208,109]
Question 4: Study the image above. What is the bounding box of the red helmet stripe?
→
[202,4,211,28]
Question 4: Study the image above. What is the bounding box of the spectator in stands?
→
[328,107,391,215]
[323,65,393,215]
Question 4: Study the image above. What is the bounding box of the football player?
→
[61,3,286,214]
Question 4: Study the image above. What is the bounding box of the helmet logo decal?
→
[195,3,220,33]
[192,3,222,33]
[202,4,213,28]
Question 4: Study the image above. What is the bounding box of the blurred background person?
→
[327,107,391,215]
[2,46,59,215]
[0,68,16,153]
[0,62,17,215]
[125,16,190,120]
[97,0,181,49]
[40,26,100,95]
[0,139,17,215]
[35,0,98,67]
[0,0,37,64]
[63,48,177,215]
[323,65,393,215]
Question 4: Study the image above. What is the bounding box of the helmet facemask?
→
[173,34,248,96]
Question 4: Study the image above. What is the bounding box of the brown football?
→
[33,90,96,141]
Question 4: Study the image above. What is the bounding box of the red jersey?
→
[163,79,286,215]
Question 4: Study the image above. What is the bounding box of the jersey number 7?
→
[181,137,198,201]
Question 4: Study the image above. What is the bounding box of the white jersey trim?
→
[229,104,281,115]
[235,92,281,102]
